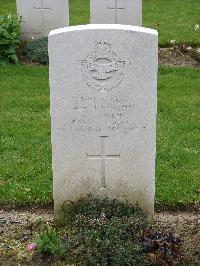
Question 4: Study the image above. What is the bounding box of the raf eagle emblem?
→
[81,41,127,92]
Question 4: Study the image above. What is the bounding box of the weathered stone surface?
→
[90,0,142,26]
[49,25,158,221]
[16,0,69,39]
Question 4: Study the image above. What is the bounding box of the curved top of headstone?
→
[49,24,158,37]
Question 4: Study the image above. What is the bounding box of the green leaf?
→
[0,14,21,64]
[9,54,19,64]
[0,39,10,44]
[0,58,9,66]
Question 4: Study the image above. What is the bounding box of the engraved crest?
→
[81,41,127,92]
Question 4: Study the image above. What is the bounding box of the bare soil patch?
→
[159,47,200,68]
[154,212,200,265]
[0,208,199,265]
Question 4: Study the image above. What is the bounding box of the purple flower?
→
[27,243,37,252]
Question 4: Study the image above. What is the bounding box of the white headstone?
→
[16,0,69,39]
[49,25,158,222]
[90,0,142,26]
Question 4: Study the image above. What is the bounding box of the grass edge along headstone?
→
[16,0,69,40]
[90,0,142,26]
[49,24,158,224]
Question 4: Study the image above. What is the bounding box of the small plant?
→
[170,39,176,45]
[23,37,48,65]
[191,48,200,63]
[194,24,199,31]
[181,44,200,63]
[36,229,66,257]
[0,14,21,65]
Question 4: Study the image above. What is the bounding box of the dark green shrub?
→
[0,14,21,65]
[64,196,150,265]
[23,37,48,65]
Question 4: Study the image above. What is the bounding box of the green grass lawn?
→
[0,0,16,14]
[0,66,52,204]
[157,67,200,207]
[0,0,200,45]
[0,0,199,208]
[0,65,199,207]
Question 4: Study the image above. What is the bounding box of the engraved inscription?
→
[87,136,120,188]
[71,96,146,134]
[34,0,51,26]
[81,41,127,92]
[108,0,125,24]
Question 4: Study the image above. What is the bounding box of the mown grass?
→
[0,0,16,14]
[0,0,200,45]
[143,0,200,46]
[0,65,199,206]
[0,66,52,204]
[156,67,200,206]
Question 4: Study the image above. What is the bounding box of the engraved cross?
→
[34,0,51,25]
[86,136,120,188]
[107,0,125,24]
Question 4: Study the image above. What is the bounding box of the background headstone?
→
[16,0,69,39]
[90,0,142,26]
[49,25,158,221]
